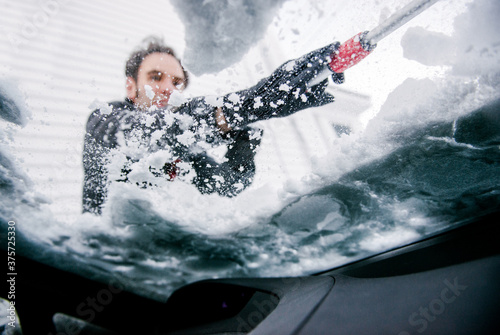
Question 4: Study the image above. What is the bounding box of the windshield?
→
[1,0,499,303]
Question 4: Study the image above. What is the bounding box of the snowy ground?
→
[1,0,499,302]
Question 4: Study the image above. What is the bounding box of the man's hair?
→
[125,36,189,87]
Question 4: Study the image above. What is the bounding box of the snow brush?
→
[309,0,440,86]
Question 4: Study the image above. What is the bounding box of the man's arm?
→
[82,101,133,214]
[218,42,341,130]
[82,131,109,214]
[215,107,231,134]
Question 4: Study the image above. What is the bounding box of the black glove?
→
[190,126,262,197]
[221,42,342,128]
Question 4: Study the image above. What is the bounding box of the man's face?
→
[127,52,186,110]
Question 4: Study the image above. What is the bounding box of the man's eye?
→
[174,80,185,89]
[151,74,162,81]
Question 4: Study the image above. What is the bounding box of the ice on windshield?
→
[1,0,499,301]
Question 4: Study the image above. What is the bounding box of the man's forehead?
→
[139,53,184,77]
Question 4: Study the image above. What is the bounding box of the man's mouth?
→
[154,98,170,107]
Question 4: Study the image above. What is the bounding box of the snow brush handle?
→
[308,32,374,87]
[307,0,441,87]
[329,32,373,73]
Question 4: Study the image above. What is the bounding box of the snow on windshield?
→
[1,0,499,301]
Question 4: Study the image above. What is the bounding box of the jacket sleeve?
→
[82,129,109,214]
[82,101,132,214]
[82,111,111,214]
[220,42,340,129]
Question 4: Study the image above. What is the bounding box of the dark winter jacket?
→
[82,43,340,214]
[82,98,262,214]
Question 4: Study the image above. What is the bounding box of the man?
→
[83,37,342,214]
